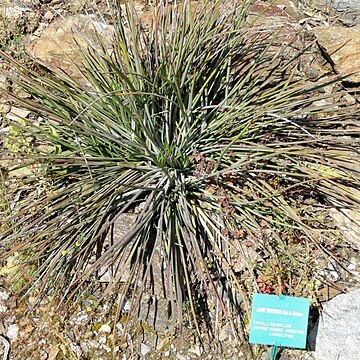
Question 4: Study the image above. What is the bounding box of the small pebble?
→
[348,257,357,271]
[80,341,89,353]
[176,355,189,360]
[188,345,203,357]
[99,324,111,333]
[69,342,82,356]
[141,343,152,356]
[43,10,54,21]
[122,300,131,313]
[115,322,124,332]
[6,324,19,341]
[87,339,100,349]
[5,107,31,121]
[102,344,111,352]
[84,331,94,339]
[94,348,106,356]
[7,297,17,310]
[72,312,89,325]
[0,103,11,114]
[97,335,107,344]
[39,349,48,360]
[219,325,230,342]
[28,297,38,307]
[0,289,10,301]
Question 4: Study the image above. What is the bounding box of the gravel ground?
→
[1,1,360,359]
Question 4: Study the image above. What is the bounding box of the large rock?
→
[305,0,360,26]
[26,15,115,81]
[250,0,301,21]
[308,0,360,12]
[330,0,360,11]
[246,0,303,57]
[25,2,302,83]
[330,208,360,247]
[310,288,360,360]
[314,25,360,83]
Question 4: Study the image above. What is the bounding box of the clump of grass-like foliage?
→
[1,0,360,337]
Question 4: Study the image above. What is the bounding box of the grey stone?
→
[307,1,360,25]
[330,0,360,11]
[218,323,231,342]
[138,297,170,332]
[6,324,19,341]
[71,311,89,325]
[93,348,106,356]
[97,335,107,344]
[140,343,152,356]
[87,339,100,349]
[0,288,10,301]
[80,341,89,353]
[69,342,82,356]
[310,0,360,12]
[347,257,357,272]
[309,288,360,360]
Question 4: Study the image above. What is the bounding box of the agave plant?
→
[1,0,360,336]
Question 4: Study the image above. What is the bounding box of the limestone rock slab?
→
[314,25,360,83]
[330,0,360,11]
[26,15,115,81]
[310,288,360,360]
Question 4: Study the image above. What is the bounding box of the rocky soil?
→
[1,0,360,359]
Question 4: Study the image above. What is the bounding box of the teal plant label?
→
[249,294,310,349]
